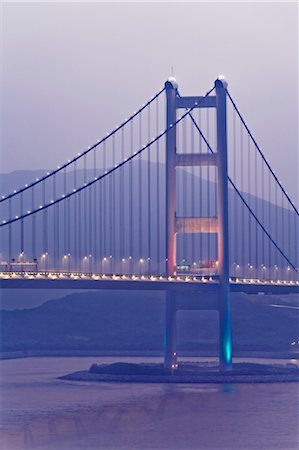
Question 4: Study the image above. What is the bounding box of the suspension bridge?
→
[0,76,298,371]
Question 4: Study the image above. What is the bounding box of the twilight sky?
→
[1,2,298,204]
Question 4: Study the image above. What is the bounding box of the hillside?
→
[1,291,298,354]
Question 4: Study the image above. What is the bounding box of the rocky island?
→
[60,360,299,384]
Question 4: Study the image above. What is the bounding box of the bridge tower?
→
[164,77,232,371]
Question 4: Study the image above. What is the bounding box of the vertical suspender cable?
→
[199,108,203,266]
[89,186,92,273]
[42,181,47,270]
[281,193,284,277]
[191,110,195,268]
[182,114,187,264]
[63,168,67,260]
[255,133,258,278]
[248,134,251,277]
[53,174,57,270]
[74,161,77,271]
[112,135,116,274]
[268,169,271,280]
[84,155,87,260]
[57,181,60,271]
[214,112,217,265]
[20,192,24,256]
[8,198,12,264]
[233,109,237,273]
[295,204,298,278]
[275,179,278,279]
[156,98,160,275]
[261,153,265,278]
[240,123,245,277]
[31,187,36,262]
[206,109,210,266]
[109,141,113,274]
[67,197,70,272]
[79,190,82,271]
[94,144,99,272]
[288,201,291,280]
[100,142,110,273]
[130,121,133,274]
[148,104,151,274]
[121,128,125,268]
[139,113,142,274]
[56,201,60,271]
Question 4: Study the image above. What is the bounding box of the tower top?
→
[215,75,228,89]
[165,77,178,89]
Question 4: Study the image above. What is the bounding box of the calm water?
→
[0,357,298,450]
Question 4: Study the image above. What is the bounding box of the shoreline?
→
[1,349,298,361]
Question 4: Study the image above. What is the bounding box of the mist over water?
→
[1,357,298,450]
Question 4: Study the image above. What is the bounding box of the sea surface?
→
[0,356,298,450]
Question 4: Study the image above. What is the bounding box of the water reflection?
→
[1,357,298,450]
[222,384,236,394]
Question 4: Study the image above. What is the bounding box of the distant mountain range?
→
[1,290,298,354]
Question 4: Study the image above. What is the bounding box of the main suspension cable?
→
[226,89,298,216]
[0,87,166,204]
[1,86,215,229]
[188,111,298,273]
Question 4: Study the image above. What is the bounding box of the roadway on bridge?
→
[0,272,298,295]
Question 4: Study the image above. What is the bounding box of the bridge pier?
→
[164,291,177,369]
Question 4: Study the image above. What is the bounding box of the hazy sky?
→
[1,2,298,204]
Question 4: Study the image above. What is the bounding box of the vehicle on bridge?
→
[176,260,218,276]
[0,259,38,273]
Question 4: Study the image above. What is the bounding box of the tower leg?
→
[165,78,178,276]
[215,77,232,371]
[164,291,177,369]
[218,280,232,371]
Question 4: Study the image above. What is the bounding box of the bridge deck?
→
[0,272,298,295]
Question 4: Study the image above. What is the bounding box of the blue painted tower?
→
[164,77,232,371]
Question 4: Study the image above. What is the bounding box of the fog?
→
[1,2,298,205]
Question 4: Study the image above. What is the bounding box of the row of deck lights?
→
[0,271,298,286]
